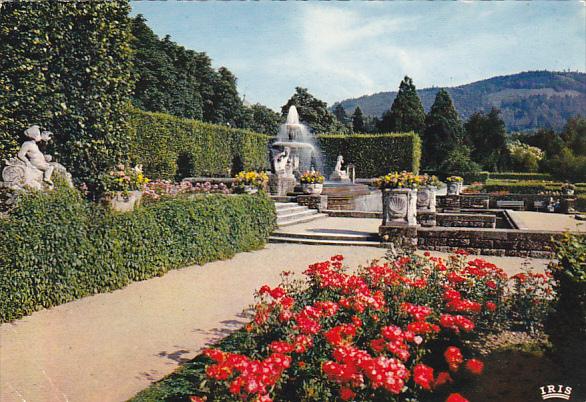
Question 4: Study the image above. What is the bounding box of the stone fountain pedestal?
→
[269,173,296,197]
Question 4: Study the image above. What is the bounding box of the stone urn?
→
[417,186,437,213]
[447,182,461,195]
[562,188,575,196]
[382,188,417,226]
[242,185,259,194]
[105,191,142,213]
[302,183,323,195]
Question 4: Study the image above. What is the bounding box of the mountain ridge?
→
[333,71,586,131]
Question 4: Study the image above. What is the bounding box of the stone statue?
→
[272,147,290,177]
[1,125,72,192]
[329,154,350,182]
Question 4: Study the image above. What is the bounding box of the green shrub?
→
[461,171,490,183]
[128,108,270,180]
[0,186,276,322]
[546,234,586,380]
[489,172,554,181]
[318,132,421,177]
[482,179,563,194]
[0,2,134,193]
[577,194,586,212]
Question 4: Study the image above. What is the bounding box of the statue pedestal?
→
[269,174,296,196]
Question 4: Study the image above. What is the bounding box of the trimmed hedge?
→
[128,108,271,180]
[577,194,586,212]
[0,186,276,322]
[489,172,554,181]
[461,171,490,184]
[482,179,562,194]
[318,132,421,177]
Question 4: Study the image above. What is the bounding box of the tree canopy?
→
[379,76,425,134]
[281,87,344,134]
[352,107,366,133]
[422,89,463,169]
[464,108,508,171]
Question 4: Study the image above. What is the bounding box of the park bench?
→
[496,200,525,210]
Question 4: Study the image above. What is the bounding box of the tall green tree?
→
[239,104,281,136]
[464,108,508,171]
[281,87,344,134]
[0,1,134,193]
[379,76,425,134]
[352,107,366,133]
[332,104,348,125]
[423,89,464,169]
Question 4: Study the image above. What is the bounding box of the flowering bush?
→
[100,164,150,195]
[374,171,421,189]
[300,171,325,184]
[234,171,269,189]
[446,176,463,183]
[143,180,230,201]
[419,174,442,188]
[185,252,548,402]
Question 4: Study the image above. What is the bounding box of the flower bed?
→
[133,252,552,402]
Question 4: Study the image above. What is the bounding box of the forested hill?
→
[333,71,586,132]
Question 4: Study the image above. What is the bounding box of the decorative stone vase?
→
[382,188,417,226]
[447,182,461,195]
[105,191,142,213]
[302,183,323,195]
[562,189,575,196]
[416,186,437,213]
[242,185,259,194]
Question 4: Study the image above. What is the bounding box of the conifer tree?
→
[379,76,425,134]
[464,108,507,171]
[352,107,366,133]
[423,89,464,168]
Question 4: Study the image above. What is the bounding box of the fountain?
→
[271,105,322,176]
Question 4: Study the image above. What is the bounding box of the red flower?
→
[435,371,453,387]
[339,386,356,401]
[269,287,286,299]
[444,346,464,372]
[465,359,484,375]
[413,363,434,390]
[446,393,469,402]
[485,301,497,312]
[189,397,204,402]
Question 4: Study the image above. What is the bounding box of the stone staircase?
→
[274,202,327,227]
[269,230,382,247]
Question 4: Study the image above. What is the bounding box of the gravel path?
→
[0,244,549,402]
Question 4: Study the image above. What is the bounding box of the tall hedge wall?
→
[0,187,276,322]
[318,133,421,177]
[0,1,134,192]
[128,108,270,180]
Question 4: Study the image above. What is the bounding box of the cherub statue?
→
[272,147,290,177]
[17,125,55,185]
[329,154,350,182]
[1,125,72,192]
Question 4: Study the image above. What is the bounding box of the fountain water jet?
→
[271,106,323,175]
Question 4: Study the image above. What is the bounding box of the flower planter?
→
[302,183,323,195]
[382,188,417,226]
[562,189,575,196]
[242,185,259,194]
[416,186,437,213]
[104,190,142,213]
[447,182,461,195]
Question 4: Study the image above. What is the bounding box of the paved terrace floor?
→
[508,211,586,232]
[1,243,549,402]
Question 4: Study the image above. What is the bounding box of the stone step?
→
[268,235,382,248]
[277,208,317,221]
[275,204,307,213]
[271,230,379,242]
[276,213,328,227]
[271,196,297,203]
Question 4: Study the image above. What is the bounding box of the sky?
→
[131,1,586,111]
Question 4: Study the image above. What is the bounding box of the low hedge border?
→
[489,172,554,181]
[0,186,276,322]
[318,132,421,177]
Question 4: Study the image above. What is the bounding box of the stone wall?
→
[327,196,354,210]
[417,227,568,258]
[436,213,496,228]
[297,194,327,211]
